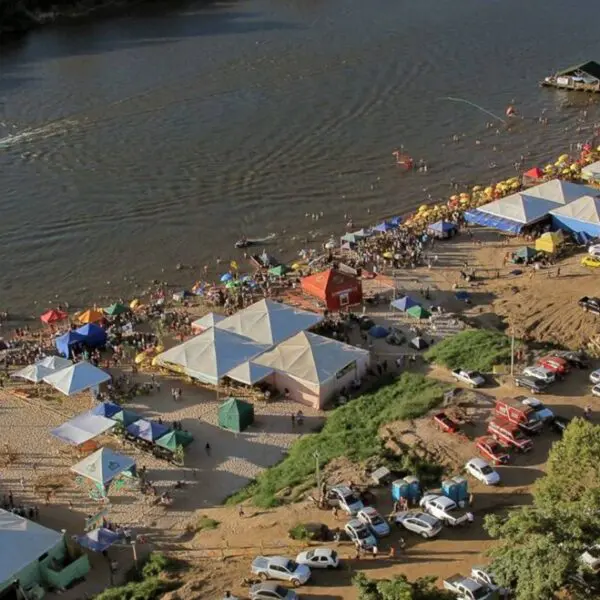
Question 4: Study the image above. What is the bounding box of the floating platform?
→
[540,61,600,93]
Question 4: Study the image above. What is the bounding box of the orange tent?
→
[301,269,362,311]
[78,309,104,324]
[40,308,68,324]
[524,167,544,180]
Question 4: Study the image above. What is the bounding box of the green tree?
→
[484,418,600,600]
[353,573,454,600]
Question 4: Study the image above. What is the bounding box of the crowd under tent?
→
[301,269,363,311]
[550,195,600,237]
[11,363,54,383]
[225,360,274,385]
[216,299,322,346]
[55,331,86,358]
[254,331,370,409]
[51,412,115,445]
[76,527,120,553]
[581,160,600,184]
[0,509,90,595]
[36,355,73,371]
[126,419,170,443]
[191,312,226,334]
[218,398,255,432]
[43,362,111,396]
[155,327,269,385]
[75,323,107,348]
[71,447,135,488]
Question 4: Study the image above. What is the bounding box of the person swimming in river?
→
[392,149,414,170]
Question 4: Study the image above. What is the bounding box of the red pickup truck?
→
[537,356,569,377]
[495,398,543,434]
[488,418,533,452]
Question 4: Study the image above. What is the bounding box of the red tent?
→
[524,167,544,180]
[301,269,362,311]
[40,308,68,324]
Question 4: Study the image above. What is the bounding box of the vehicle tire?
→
[259,573,268,581]
[291,579,301,588]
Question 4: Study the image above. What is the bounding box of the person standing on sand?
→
[372,545,378,560]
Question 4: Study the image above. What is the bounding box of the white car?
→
[419,494,473,526]
[395,511,442,538]
[295,548,339,569]
[523,366,556,384]
[591,369,600,385]
[357,507,390,537]
[452,369,485,387]
[470,566,510,596]
[580,544,600,572]
[593,385,600,398]
[521,397,554,422]
[465,458,500,486]
[344,519,377,550]
[326,485,364,515]
[589,244,600,257]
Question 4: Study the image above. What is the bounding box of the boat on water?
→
[234,233,276,249]
[541,61,600,93]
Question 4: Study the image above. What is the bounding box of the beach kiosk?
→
[218,398,255,432]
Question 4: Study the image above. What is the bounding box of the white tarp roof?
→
[43,362,111,396]
[216,299,322,346]
[582,160,600,178]
[192,312,225,330]
[70,447,135,485]
[11,364,55,383]
[36,356,73,371]
[0,509,62,584]
[155,327,268,385]
[225,361,274,385]
[478,192,561,224]
[550,194,600,224]
[523,179,598,204]
[254,331,369,385]
[51,412,115,445]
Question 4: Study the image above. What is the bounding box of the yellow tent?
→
[78,308,104,324]
[535,231,564,254]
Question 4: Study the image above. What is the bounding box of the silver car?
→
[395,511,442,538]
[344,519,377,549]
[250,583,298,600]
[357,507,391,537]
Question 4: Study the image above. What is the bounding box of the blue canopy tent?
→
[369,325,389,338]
[75,323,107,348]
[340,233,362,244]
[389,216,403,227]
[90,402,123,419]
[55,331,85,358]
[464,209,523,234]
[427,220,457,239]
[373,221,394,233]
[76,528,120,552]
[390,296,419,312]
[126,419,170,442]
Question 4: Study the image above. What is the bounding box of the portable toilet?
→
[453,476,469,504]
[442,478,459,503]
[392,479,409,501]
[404,475,421,501]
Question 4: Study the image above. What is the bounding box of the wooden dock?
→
[540,80,600,93]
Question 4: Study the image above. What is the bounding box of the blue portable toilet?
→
[442,479,459,503]
[392,479,409,501]
[404,475,421,501]
[453,476,469,504]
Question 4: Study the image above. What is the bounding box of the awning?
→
[51,412,115,445]
[43,362,111,396]
[76,527,120,552]
[71,448,135,485]
[126,419,170,442]
[464,209,523,233]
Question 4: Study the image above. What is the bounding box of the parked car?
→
[488,418,533,452]
[395,511,443,538]
[470,566,510,597]
[325,485,363,515]
[588,244,600,257]
[522,366,556,384]
[550,415,571,435]
[520,397,554,422]
[590,369,600,384]
[443,575,496,600]
[593,385,600,398]
[495,398,543,434]
[251,557,311,586]
[537,355,569,377]
[513,374,548,394]
[344,519,377,550]
[419,494,473,526]
[580,544,600,573]
[465,458,500,486]
[249,583,298,600]
[295,548,339,569]
[553,350,589,369]
[357,507,390,537]
[579,296,600,315]
[582,256,600,268]
[452,369,485,388]
[475,436,510,465]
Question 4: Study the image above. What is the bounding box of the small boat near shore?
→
[541,61,600,93]
[234,233,276,249]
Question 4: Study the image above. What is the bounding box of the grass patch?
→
[227,373,445,507]
[425,328,511,372]
[196,515,220,532]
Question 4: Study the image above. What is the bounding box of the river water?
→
[1,0,600,317]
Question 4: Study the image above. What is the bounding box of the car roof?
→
[523,397,542,407]
[461,578,483,592]
[332,485,352,495]
[414,512,438,525]
[254,582,283,592]
[430,495,454,507]
[268,557,291,567]
[346,519,364,528]
[311,548,333,557]
[360,506,378,516]
[468,457,489,468]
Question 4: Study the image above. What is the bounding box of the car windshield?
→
[330,550,338,560]
[343,494,359,505]
[480,465,494,474]
[286,560,298,571]
[472,587,490,600]
[371,515,385,526]
[275,586,288,597]
[305,551,315,560]
[356,526,370,539]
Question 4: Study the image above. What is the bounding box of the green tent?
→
[218,398,254,432]
[515,246,537,260]
[268,265,289,277]
[104,302,129,316]
[155,430,194,451]
[112,409,139,427]
[407,305,431,319]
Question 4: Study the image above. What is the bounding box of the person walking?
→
[372,545,378,560]
[205,442,211,456]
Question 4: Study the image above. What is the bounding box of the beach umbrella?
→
[104,302,128,316]
[558,154,569,163]
[220,273,233,282]
[226,280,241,289]
[129,299,140,310]
[78,309,104,324]
[268,265,289,277]
[40,309,68,324]
[407,305,431,319]
[390,296,419,312]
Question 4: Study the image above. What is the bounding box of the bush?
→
[195,515,220,532]
[227,373,445,507]
[288,524,311,540]
[425,329,511,372]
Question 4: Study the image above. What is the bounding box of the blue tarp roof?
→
[90,402,123,419]
[75,323,107,347]
[76,527,120,553]
[428,220,457,233]
[390,296,419,311]
[464,209,523,234]
[389,216,403,226]
[55,331,85,358]
[373,221,394,233]
[127,419,170,442]
[369,325,389,338]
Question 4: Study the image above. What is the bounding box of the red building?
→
[301,269,362,311]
